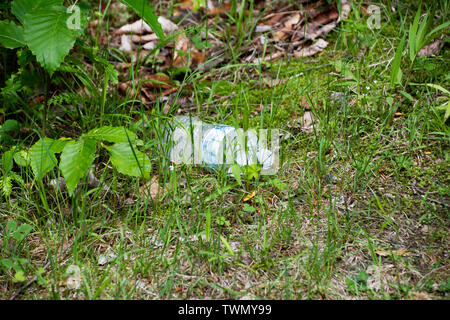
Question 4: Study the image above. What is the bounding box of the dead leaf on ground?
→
[137,176,161,199]
[294,39,328,58]
[417,38,442,57]
[375,249,413,257]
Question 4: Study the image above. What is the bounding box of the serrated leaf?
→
[24,3,84,75]
[11,0,61,24]
[106,142,151,180]
[85,126,137,143]
[0,20,25,49]
[7,220,18,232]
[117,0,164,40]
[30,138,67,180]
[13,150,30,167]
[0,176,12,197]
[60,139,97,195]
[2,149,14,173]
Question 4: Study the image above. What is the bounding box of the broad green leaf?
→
[117,0,164,40]
[7,220,18,232]
[1,119,21,134]
[2,149,14,172]
[13,150,30,167]
[24,3,85,75]
[11,0,62,24]
[85,126,137,143]
[106,142,151,179]
[30,138,67,180]
[60,139,97,195]
[0,20,25,49]
[13,224,32,242]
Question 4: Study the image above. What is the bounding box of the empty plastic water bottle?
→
[165,116,277,174]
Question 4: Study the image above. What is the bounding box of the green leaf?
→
[11,0,61,24]
[13,224,32,242]
[7,220,18,232]
[390,35,406,88]
[13,270,26,282]
[30,138,67,180]
[60,139,97,195]
[0,20,25,49]
[1,258,14,269]
[436,101,450,121]
[24,3,85,75]
[84,126,137,143]
[408,5,421,62]
[2,149,14,172]
[13,150,30,167]
[117,0,164,40]
[426,83,450,96]
[1,119,21,134]
[231,163,242,186]
[0,176,13,197]
[105,142,151,180]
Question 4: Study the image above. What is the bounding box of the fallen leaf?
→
[137,176,160,199]
[158,16,179,34]
[375,249,412,257]
[115,19,152,35]
[301,111,315,132]
[243,190,256,202]
[417,38,442,57]
[294,39,328,57]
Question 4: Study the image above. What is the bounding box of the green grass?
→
[0,0,449,300]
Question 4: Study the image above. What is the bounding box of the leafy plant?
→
[0,220,33,283]
[29,126,151,195]
[0,147,27,198]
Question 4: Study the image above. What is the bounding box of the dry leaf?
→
[417,38,442,57]
[158,16,178,34]
[132,34,159,43]
[142,74,173,89]
[243,190,256,202]
[301,111,315,132]
[137,176,160,199]
[119,34,132,52]
[294,39,328,57]
[375,249,412,257]
[115,19,152,35]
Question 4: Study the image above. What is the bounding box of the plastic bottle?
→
[165,116,275,174]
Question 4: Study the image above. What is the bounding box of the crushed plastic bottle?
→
[165,116,277,174]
